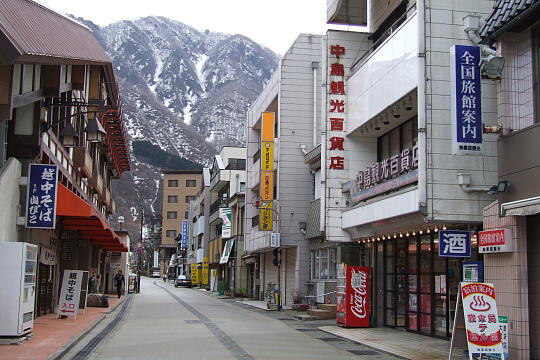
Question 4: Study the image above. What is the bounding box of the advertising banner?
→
[438,230,471,258]
[190,264,199,284]
[57,270,83,318]
[478,228,514,254]
[259,202,273,231]
[450,45,483,155]
[202,257,209,285]
[259,112,275,231]
[219,238,235,264]
[181,220,189,248]
[26,164,58,229]
[219,208,232,238]
[461,282,503,358]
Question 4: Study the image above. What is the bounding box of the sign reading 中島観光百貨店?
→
[450,45,483,155]
[26,164,59,229]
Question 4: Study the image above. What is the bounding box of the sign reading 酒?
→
[450,45,482,155]
[26,164,58,229]
[461,283,503,358]
[438,230,471,258]
[57,270,83,318]
[181,220,189,248]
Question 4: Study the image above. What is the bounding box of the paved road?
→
[84,277,393,360]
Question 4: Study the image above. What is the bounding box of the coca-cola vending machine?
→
[337,265,370,327]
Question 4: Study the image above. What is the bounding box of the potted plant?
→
[290,288,309,311]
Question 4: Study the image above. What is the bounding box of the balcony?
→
[99,184,111,207]
[210,169,230,192]
[90,168,104,195]
[327,0,367,26]
[73,146,93,178]
[348,11,418,134]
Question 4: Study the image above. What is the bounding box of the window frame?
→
[168,179,178,187]
[166,230,177,238]
[186,179,197,187]
[167,195,178,203]
[166,211,177,219]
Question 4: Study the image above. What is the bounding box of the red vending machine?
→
[336,265,370,327]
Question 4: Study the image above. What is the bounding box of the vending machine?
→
[336,265,370,327]
[0,242,38,337]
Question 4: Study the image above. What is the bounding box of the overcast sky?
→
[37,0,361,54]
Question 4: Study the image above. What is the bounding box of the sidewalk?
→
[0,296,124,360]
[319,326,466,360]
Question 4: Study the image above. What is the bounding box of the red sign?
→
[327,44,346,170]
[337,265,370,327]
[478,228,513,254]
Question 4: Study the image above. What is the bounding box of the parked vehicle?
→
[152,270,161,278]
[175,275,191,288]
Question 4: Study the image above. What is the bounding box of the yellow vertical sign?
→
[202,257,209,285]
[191,264,199,284]
[260,112,275,231]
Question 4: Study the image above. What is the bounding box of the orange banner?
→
[261,112,275,142]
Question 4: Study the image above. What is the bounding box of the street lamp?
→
[117,216,125,231]
[84,116,107,143]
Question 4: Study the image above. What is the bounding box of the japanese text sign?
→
[26,164,58,229]
[259,112,275,231]
[450,45,483,155]
[438,230,471,257]
[181,220,189,248]
[259,202,273,231]
[328,44,347,171]
[478,228,514,254]
[57,270,83,318]
[461,283,503,358]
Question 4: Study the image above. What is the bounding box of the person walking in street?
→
[114,270,125,298]
[163,274,167,283]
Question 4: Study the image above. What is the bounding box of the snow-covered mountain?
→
[76,16,279,234]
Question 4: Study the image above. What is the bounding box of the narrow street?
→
[65,277,393,360]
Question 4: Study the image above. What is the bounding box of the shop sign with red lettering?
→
[478,228,514,254]
[328,44,347,170]
[461,282,503,358]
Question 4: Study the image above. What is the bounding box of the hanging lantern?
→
[84,117,106,143]
[59,122,78,148]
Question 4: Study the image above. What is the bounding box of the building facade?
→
[160,169,202,278]
[480,1,540,358]
[0,0,129,323]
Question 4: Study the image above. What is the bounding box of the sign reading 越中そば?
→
[450,45,483,155]
[57,270,84,318]
[461,283,503,358]
[26,164,58,229]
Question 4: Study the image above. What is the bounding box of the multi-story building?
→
[245,34,323,304]
[207,146,246,294]
[480,2,540,358]
[318,0,499,340]
[160,169,202,278]
[0,0,129,321]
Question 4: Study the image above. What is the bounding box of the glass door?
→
[407,236,418,331]
[418,235,432,335]
[384,240,395,327]
[396,238,407,327]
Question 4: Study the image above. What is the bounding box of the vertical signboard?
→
[259,112,275,231]
[153,251,159,268]
[438,230,472,258]
[201,257,209,285]
[461,283,503,358]
[450,45,482,155]
[26,164,58,229]
[327,44,347,171]
[57,270,84,319]
[181,220,189,249]
[219,208,232,238]
[190,264,199,285]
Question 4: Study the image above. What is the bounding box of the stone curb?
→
[47,296,127,360]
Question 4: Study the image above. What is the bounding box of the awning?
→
[501,196,540,216]
[219,238,235,264]
[56,183,127,252]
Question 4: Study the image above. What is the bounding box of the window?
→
[167,211,177,219]
[166,230,177,238]
[227,158,246,170]
[186,179,197,187]
[185,195,196,203]
[377,117,418,161]
[311,248,338,280]
[167,195,178,203]
[168,179,178,187]
[239,182,246,192]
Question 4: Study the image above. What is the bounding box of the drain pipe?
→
[311,61,319,148]
[320,37,327,234]
[463,15,497,56]
[417,0,428,213]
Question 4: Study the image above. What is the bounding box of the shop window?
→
[377,117,418,162]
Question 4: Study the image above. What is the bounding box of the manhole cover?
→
[348,349,379,355]
[185,320,201,324]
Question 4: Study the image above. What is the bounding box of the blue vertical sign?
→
[26,164,58,229]
[450,45,482,155]
[181,220,188,249]
[438,230,471,257]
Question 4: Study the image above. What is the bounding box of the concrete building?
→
[207,146,246,295]
[245,34,323,305]
[479,1,540,358]
[318,0,500,339]
[160,169,202,278]
[0,0,129,321]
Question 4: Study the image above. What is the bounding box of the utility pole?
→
[137,208,144,293]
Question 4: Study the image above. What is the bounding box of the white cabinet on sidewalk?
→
[0,242,38,336]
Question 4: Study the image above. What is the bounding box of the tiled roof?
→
[0,0,110,64]
[480,0,540,44]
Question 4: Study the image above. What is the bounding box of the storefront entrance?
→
[36,263,54,317]
[367,232,477,339]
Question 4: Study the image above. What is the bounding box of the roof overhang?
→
[327,0,368,26]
